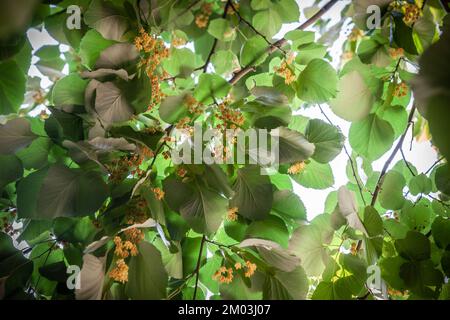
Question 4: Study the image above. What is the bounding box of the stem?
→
[318,105,367,205]
[199,0,231,73]
[192,235,206,300]
[229,0,340,85]
[371,105,416,207]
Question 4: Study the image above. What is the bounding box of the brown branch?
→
[400,147,416,177]
[425,156,445,175]
[193,235,206,300]
[229,0,340,85]
[371,105,417,207]
[199,0,232,73]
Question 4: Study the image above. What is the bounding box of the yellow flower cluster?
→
[348,27,364,42]
[176,116,192,130]
[213,266,234,284]
[171,35,186,48]
[213,260,257,284]
[216,102,245,129]
[350,242,359,256]
[403,3,421,26]
[195,3,213,28]
[244,261,257,278]
[185,94,203,115]
[394,82,408,98]
[134,28,170,110]
[274,59,296,85]
[114,236,139,258]
[109,259,129,284]
[389,47,404,59]
[388,288,408,298]
[287,161,306,175]
[108,153,147,183]
[340,51,354,64]
[176,166,187,178]
[152,187,165,200]
[226,207,239,222]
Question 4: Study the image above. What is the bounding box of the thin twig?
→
[192,235,206,300]
[318,105,367,205]
[199,0,232,73]
[400,148,416,177]
[424,156,445,175]
[371,105,417,207]
[229,1,286,55]
[229,0,340,85]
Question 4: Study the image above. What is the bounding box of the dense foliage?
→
[0,0,450,300]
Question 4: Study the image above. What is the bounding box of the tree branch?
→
[229,0,340,85]
[193,235,206,300]
[371,105,417,207]
[199,0,232,73]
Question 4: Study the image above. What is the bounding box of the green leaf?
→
[252,9,282,38]
[263,266,308,300]
[52,74,89,109]
[17,164,108,219]
[395,231,430,261]
[0,154,23,188]
[330,66,379,122]
[79,29,116,69]
[311,278,353,300]
[363,206,383,237]
[164,177,227,234]
[289,224,329,276]
[305,119,345,163]
[431,216,450,250]
[0,61,26,114]
[240,35,268,67]
[276,127,315,164]
[295,43,327,65]
[193,74,231,105]
[291,160,334,190]
[400,203,434,234]
[379,256,408,291]
[94,81,134,124]
[162,48,203,77]
[284,30,315,49]
[84,0,129,41]
[125,241,168,300]
[435,164,450,197]
[207,18,236,41]
[0,118,38,155]
[241,97,292,130]
[412,19,450,161]
[380,105,408,138]
[230,165,273,221]
[0,232,29,279]
[296,59,338,103]
[399,260,443,298]
[379,171,406,210]
[245,215,289,248]
[272,190,307,220]
[409,173,432,196]
[349,114,395,161]
[159,94,189,124]
[211,50,239,75]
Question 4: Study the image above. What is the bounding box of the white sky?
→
[25,0,438,220]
